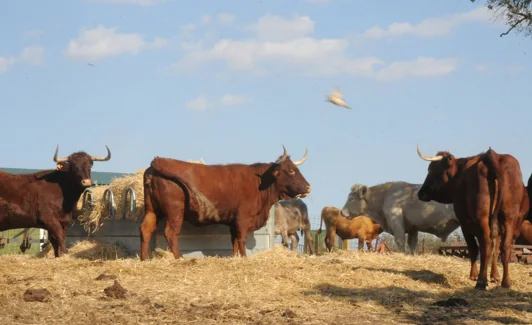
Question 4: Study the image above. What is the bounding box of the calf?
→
[274,198,315,254]
[318,206,383,252]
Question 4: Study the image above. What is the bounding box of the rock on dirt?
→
[23,289,50,302]
[104,280,128,299]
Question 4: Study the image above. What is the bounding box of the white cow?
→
[341,181,460,254]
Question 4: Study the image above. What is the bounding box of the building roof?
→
[0,167,129,185]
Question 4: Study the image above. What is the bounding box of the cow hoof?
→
[501,280,511,289]
[490,277,500,283]
[469,276,478,281]
[474,281,487,291]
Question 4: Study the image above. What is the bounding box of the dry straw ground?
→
[1,241,531,325]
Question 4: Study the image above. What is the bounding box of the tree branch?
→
[500,16,528,36]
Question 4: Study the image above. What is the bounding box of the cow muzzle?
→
[341,208,350,218]
[81,179,93,187]
[417,191,430,202]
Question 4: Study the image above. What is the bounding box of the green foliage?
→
[471,0,532,37]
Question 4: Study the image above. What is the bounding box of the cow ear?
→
[56,162,70,171]
[359,186,368,198]
[272,169,280,178]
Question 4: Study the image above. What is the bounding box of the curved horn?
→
[293,148,308,166]
[53,145,69,163]
[275,145,288,164]
[417,144,443,162]
[91,145,112,162]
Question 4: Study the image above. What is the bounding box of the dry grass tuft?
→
[1,242,531,324]
[36,240,131,260]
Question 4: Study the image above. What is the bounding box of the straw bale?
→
[74,169,146,233]
[2,247,531,324]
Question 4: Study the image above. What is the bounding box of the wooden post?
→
[344,239,350,251]
[422,238,425,254]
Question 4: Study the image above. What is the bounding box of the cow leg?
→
[139,211,158,261]
[407,230,418,255]
[325,229,336,252]
[230,226,239,257]
[366,240,373,251]
[463,232,479,281]
[43,220,67,258]
[164,216,184,259]
[500,220,515,288]
[490,235,501,283]
[290,233,299,251]
[357,238,364,251]
[280,231,289,249]
[475,221,492,290]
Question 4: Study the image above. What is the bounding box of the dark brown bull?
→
[139,146,311,260]
[416,145,529,290]
[516,173,532,245]
[0,145,111,257]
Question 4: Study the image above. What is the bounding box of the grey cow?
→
[274,199,315,255]
[341,182,460,254]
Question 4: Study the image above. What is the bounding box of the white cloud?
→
[64,26,166,61]
[187,94,248,111]
[23,29,44,39]
[218,13,235,25]
[362,7,493,39]
[88,0,166,6]
[187,95,212,111]
[173,14,458,81]
[0,57,16,74]
[19,46,45,65]
[374,57,459,81]
[248,14,314,41]
[181,24,196,32]
[220,94,247,106]
[0,46,45,74]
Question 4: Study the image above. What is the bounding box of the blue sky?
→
[1,0,531,220]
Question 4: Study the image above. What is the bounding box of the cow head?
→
[265,146,311,200]
[53,145,112,188]
[416,144,456,204]
[341,184,368,219]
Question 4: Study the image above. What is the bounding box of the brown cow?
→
[318,206,383,252]
[416,145,529,290]
[0,145,111,257]
[139,146,311,260]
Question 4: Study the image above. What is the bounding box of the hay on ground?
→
[1,246,531,324]
[36,240,131,260]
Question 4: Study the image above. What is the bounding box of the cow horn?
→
[275,145,288,164]
[417,144,443,162]
[293,148,308,166]
[91,145,112,162]
[53,145,69,163]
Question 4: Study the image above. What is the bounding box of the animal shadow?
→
[302,284,531,324]
[353,266,451,288]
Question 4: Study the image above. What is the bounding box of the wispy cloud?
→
[187,94,249,111]
[64,26,166,61]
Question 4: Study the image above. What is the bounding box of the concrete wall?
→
[66,205,276,258]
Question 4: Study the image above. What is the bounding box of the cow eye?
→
[288,169,295,175]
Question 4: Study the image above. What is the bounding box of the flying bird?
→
[326,88,351,109]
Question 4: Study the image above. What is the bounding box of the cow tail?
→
[150,162,218,220]
[483,148,503,262]
[317,212,324,235]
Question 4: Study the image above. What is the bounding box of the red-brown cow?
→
[0,145,111,257]
[516,173,532,245]
[139,146,311,260]
[416,145,529,290]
